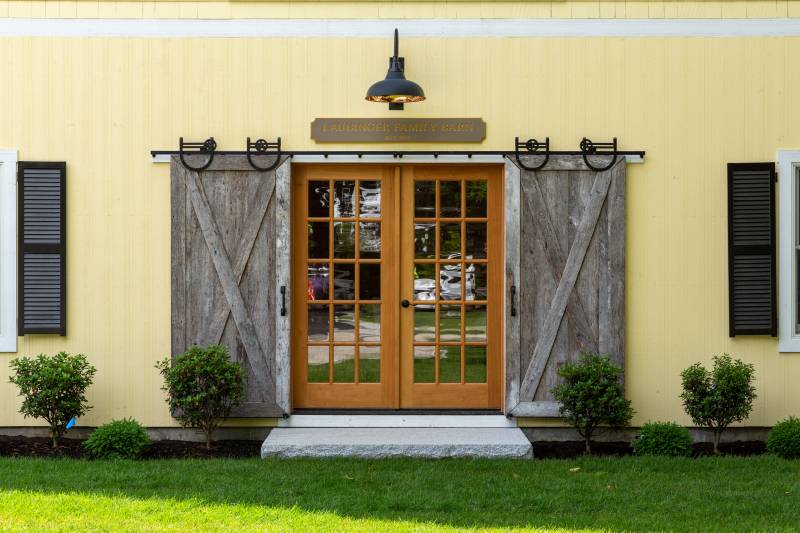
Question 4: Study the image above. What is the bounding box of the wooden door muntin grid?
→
[292,165,398,408]
[400,165,503,409]
[292,164,502,409]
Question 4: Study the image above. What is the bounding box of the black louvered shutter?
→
[18,162,66,335]
[727,162,776,336]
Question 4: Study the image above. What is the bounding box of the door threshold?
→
[293,409,502,415]
[279,412,515,428]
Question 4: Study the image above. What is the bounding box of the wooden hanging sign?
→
[311,118,486,143]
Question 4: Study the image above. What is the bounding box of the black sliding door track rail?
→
[152,149,645,159]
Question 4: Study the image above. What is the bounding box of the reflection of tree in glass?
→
[440,223,460,257]
[466,181,487,216]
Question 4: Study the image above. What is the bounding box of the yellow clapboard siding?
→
[1,32,800,428]
[2,1,800,20]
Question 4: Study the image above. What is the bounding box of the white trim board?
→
[4,18,800,38]
[0,150,17,353]
[278,414,517,428]
[152,154,644,165]
[777,150,800,352]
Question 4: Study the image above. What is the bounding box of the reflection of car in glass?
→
[307,267,329,300]
[413,254,476,308]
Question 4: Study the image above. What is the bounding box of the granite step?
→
[261,427,533,458]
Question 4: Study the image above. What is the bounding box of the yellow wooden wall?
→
[3,1,800,20]
[1,1,800,428]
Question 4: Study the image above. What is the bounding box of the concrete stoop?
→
[261,427,533,458]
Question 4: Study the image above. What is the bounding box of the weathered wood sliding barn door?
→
[171,155,291,417]
[505,156,625,417]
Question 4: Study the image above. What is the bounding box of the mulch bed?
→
[0,435,767,460]
[0,435,261,459]
[532,440,767,459]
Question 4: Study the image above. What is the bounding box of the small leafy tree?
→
[156,345,245,449]
[8,352,96,447]
[551,353,634,454]
[680,354,756,454]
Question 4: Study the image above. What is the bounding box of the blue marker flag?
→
[66,418,76,430]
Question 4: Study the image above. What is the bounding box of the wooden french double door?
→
[291,164,502,409]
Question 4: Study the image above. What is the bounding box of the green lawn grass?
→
[0,456,798,532]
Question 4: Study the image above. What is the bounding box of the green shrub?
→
[680,354,756,454]
[633,421,693,457]
[767,417,800,459]
[8,352,96,447]
[551,353,634,454]
[83,418,150,459]
[156,345,245,449]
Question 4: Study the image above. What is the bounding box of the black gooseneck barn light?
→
[365,29,426,110]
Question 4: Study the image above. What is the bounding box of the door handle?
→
[401,299,413,308]
[280,285,287,316]
[510,285,517,317]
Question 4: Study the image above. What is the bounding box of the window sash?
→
[0,150,18,352]
[778,152,800,351]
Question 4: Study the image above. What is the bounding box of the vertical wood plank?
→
[503,159,521,413]
[606,161,626,367]
[274,159,292,414]
[535,170,570,402]
[170,157,186,357]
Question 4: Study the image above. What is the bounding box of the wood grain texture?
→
[274,159,292,413]
[207,173,275,346]
[519,168,612,400]
[170,158,187,359]
[171,156,285,418]
[603,161,626,367]
[510,157,626,412]
[521,173,596,353]
[186,170,273,392]
[510,401,561,418]
[503,159,521,414]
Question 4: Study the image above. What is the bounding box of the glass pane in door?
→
[412,177,489,385]
[305,175,384,384]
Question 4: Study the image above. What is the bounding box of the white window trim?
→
[777,151,800,352]
[0,149,17,353]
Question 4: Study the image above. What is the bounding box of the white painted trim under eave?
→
[152,154,644,165]
[777,150,800,353]
[4,18,800,38]
[0,150,17,353]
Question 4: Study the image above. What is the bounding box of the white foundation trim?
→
[152,154,644,165]
[4,19,800,38]
[278,414,517,428]
[0,150,17,353]
[777,150,800,352]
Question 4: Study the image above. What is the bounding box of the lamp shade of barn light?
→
[365,29,426,110]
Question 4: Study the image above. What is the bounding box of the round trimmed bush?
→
[83,418,150,459]
[767,417,800,459]
[633,421,693,457]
